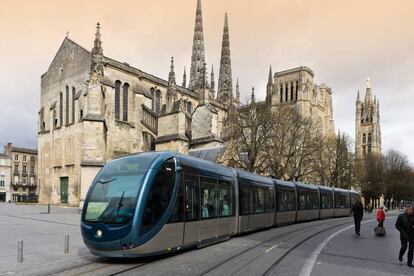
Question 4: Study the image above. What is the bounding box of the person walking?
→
[395,205,414,267]
[351,198,364,236]
[377,206,385,228]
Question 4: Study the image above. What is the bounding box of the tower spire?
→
[167,57,177,112]
[210,65,215,92]
[235,78,240,104]
[182,67,187,88]
[168,57,176,86]
[356,90,360,102]
[217,12,233,104]
[90,22,104,84]
[365,77,373,104]
[251,86,255,103]
[189,0,206,90]
[266,66,273,106]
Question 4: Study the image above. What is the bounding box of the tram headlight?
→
[96,229,103,238]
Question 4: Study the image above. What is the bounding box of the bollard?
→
[47,203,50,214]
[64,234,69,254]
[17,240,23,263]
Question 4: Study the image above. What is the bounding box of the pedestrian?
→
[351,198,364,236]
[395,205,414,268]
[377,206,385,228]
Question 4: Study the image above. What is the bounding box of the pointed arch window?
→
[290,83,294,101]
[280,85,283,103]
[59,92,63,127]
[295,81,299,101]
[368,133,372,144]
[285,84,288,102]
[114,80,121,120]
[72,87,76,124]
[151,88,161,115]
[362,133,366,144]
[65,85,69,125]
[122,83,129,122]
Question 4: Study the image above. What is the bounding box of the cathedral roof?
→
[189,145,227,163]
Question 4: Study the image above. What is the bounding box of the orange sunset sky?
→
[1,0,414,161]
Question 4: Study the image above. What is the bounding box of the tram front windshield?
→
[84,154,158,224]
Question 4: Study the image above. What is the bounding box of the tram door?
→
[60,177,68,204]
[198,177,218,241]
[183,174,200,245]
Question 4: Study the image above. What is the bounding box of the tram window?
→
[298,192,308,210]
[253,186,265,214]
[277,189,295,211]
[200,177,217,219]
[334,193,347,208]
[141,158,176,234]
[240,182,250,215]
[168,174,184,223]
[266,189,274,212]
[218,180,233,217]
[321,193,333,209]
[309,192,319,209]
[184,174,199,221]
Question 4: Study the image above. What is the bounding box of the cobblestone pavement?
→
[0,204,411,276]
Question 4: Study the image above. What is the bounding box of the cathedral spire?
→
[168,57,176,86]
[90,22,104,84]
[267,66,273,87]
[266,66,273,105]
[356,90,360,102]
[189,0,206,90]
[365,77,373,104]
[167,57,177,112]
[251,86,256,103]
[210,65,215,92]
[182,67,187,88]
[92,22,103,56]
[236,78,240,102]
[217,12,233,104]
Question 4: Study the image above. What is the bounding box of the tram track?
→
[196,217,353,276]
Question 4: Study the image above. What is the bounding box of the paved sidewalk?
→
[0,203,90,275]
[312,211,413,275]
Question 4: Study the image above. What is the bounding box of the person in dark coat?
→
[351,198,364,236]
[395,206,414,267]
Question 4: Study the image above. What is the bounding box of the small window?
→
[254,186,265,214]
[278,189,295,212]
[298,192,308,210]
[218,180,234,217]
[114,81,121,120]
[14,164,18,171]
[200,177,217,219]
[15,155,18,161]
[23,165,26,173]
[30,166,34,173]
[0,180,4,187]
[309,192,319,209]
[23,156,26,162]
[321,192,333,209]
[22,176,27,184]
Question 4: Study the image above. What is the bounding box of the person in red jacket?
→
[377,206,385,227]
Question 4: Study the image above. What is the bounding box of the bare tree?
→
[265,106,323,181]
[315,131,355,188]
[221,95,273,174]
[383,150,413,206]
[356,153,384,204]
